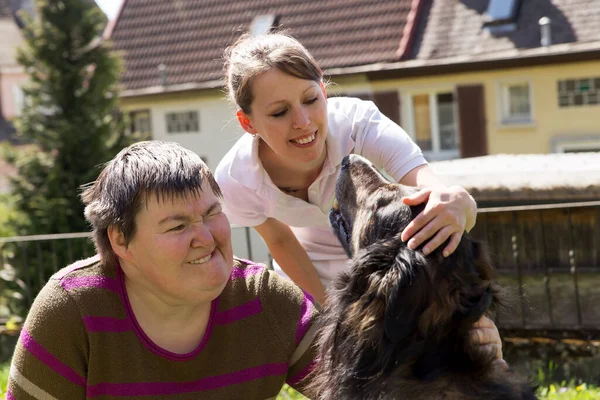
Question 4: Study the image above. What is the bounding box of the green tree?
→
[0,0,138,317]
[8,0,132,237]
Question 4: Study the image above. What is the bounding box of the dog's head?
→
[327,154,500,379]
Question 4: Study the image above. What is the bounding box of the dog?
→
[310,154,536,400]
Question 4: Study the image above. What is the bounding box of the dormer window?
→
[250,14,279,37]
[483,0,522,35]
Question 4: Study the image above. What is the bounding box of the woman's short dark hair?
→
[81,141,222,269]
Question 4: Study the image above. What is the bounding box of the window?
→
[499,82,532,124]
[552,136,600,153]
[558,77,600,107]
[12,84,24,117]
[129,110,152,135]
[483,0,522,35]
[165,110,199,134]
[407,91,459,160]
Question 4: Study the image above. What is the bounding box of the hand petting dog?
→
[401,185,477,257]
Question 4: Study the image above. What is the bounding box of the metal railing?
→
[1,202,599,337]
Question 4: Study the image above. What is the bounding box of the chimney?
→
[158,63,167,86]
[539,17,551,47]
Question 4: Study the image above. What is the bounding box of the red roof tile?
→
[109,0,415,91]
[412,0,600,61]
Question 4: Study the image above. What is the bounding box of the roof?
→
[412,0,600,62]
[430,153,600,203]
[110,0,600,95]
[109,0,416,92]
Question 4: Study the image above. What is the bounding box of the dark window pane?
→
[437,92,454,104]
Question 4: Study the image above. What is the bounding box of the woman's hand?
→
[400,185,477,257]
[470,316,509,370]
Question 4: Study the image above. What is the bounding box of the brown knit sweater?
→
[8,256,318,399]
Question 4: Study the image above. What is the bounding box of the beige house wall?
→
[332,60,600,155]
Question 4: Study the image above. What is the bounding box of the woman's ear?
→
[108,225,130,261]
[236,110,257,134]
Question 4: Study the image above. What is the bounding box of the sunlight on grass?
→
[277,384,308,399]
[537,382,600,399]
[0,362,10,398]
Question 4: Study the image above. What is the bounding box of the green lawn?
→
[0,363,9,398]
[276,383,600,399]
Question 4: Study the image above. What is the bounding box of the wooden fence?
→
[472,200,600,339]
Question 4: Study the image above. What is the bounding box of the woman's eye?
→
[207,210,221,219]
[305,97,318,104]
[169,224,185,232]
[271,109,287,118]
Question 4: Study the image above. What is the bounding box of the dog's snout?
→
[341,155,350,170]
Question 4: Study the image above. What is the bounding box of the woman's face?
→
[116,181,234,306]
[239,68,328,171]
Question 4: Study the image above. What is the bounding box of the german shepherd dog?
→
[310,154,536,400]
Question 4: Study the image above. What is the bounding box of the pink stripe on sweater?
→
[86,362,288,397]
[296,291,314,345]
[229,264,264,279]
[286,359,316,388]
[60,276,119,292]
[5,389,14,400]
[214,297,262,325]
[20,328,86,387]
[83,316,132,332]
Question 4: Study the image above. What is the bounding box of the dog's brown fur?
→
[309,154,536,400]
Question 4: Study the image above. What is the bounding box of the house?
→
[0,0,26,144]
[109,0,600,169]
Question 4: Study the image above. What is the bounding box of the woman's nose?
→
[191,224,214,248]
[291,107,310,129]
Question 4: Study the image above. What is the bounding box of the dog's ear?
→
[457,239,498,325]
[384,247,426,344]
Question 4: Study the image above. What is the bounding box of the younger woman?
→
[216,33,477,305]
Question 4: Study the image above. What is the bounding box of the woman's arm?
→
[399,164,477,257]
[255,218,327,304]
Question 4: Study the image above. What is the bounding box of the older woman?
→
[7,141,318,399]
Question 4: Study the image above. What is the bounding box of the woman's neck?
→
[259,138,327,192]
[125,278,212,354]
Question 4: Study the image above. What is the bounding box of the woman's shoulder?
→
[215,134,259,185]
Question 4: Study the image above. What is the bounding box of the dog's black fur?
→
[309,154,536,400]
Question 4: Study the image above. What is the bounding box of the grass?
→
[0,363,596,399]
[275,383,600,399]
[0,362,9,398]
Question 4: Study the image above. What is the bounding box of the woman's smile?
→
[290,130,318,147]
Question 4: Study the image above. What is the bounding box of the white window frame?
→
[497,79,534,125]
[164,109,200,135]
[130,109,152,135]
[552,136,600,153]
[12,84,24,117]
[403,89,460,161]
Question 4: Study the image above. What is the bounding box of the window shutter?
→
[373,91,401,126]
[456,84,488,158]
[354,93,373,101]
